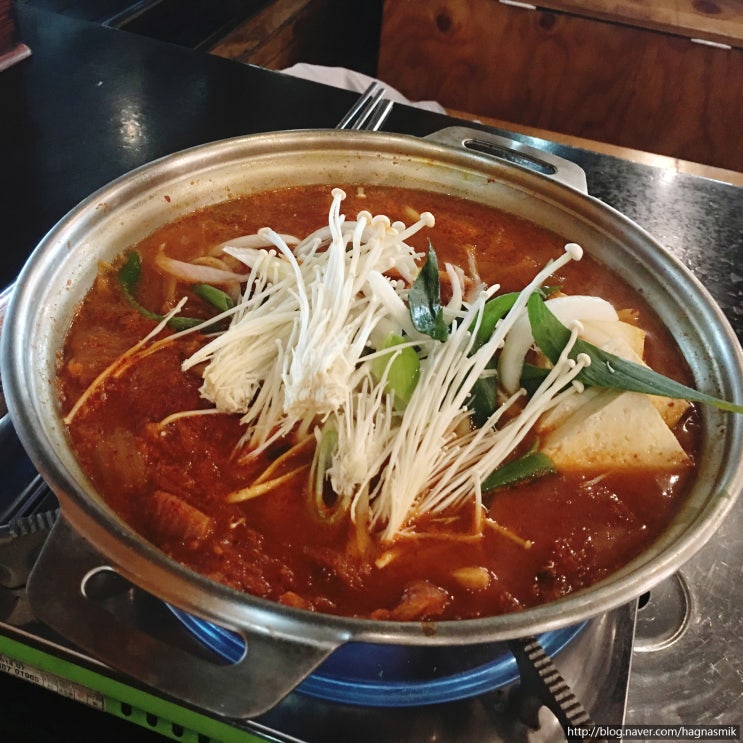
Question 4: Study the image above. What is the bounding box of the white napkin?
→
[281,63,446,114]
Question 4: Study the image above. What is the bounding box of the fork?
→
[336,82,394,131]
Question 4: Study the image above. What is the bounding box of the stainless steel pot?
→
[3,128,743,718]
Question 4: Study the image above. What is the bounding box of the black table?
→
[1,5,742,741]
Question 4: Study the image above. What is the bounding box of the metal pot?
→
[3,128,743,718]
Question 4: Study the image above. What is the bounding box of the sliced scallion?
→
[308,423,349,523]
[468,370,499,427]
[370,332,420,408]
[408,242,448,341]
[470,287,559,353]
[193,283,235,312]
[482,449,556,492]
[527,293,743,414]
[118,251,223,331]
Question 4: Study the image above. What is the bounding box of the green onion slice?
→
[118,251,224,331]
[527,292,743,414]
[308,423,349,523]
[482,449,556,492]
[370,332,420,408]
[409,242,448,341]
[193,283,235,312]
[471,287,559,353]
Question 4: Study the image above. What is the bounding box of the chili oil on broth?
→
[56,184,700,621]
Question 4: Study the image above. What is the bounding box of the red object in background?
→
[0,0,31,71]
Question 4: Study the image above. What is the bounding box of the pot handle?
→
[426,126,588,194]
[26,517,341,719]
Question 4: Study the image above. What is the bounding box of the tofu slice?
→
[650,395,691,429]
[579,320,691,428]
[540,389,689,471]
[580,319,646,359]
[536,387,602,433]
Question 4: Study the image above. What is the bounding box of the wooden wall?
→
[377,0,743,172]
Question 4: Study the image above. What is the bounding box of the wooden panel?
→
[538,0,743,46]
[210,0,324,68]
[378,0,743,172]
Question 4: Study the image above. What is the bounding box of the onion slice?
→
[498,295,619,394]
[155,252,248,284]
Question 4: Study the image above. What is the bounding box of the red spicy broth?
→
[56,184,700,621]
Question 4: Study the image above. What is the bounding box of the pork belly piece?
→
[146,490,212,543]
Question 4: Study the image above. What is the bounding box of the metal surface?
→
[0,286,10,418]
[428,127,588,193]
[335,82,393,132]
[626,496,743,724]
[508,637,601,738]
[3,127,743,717]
